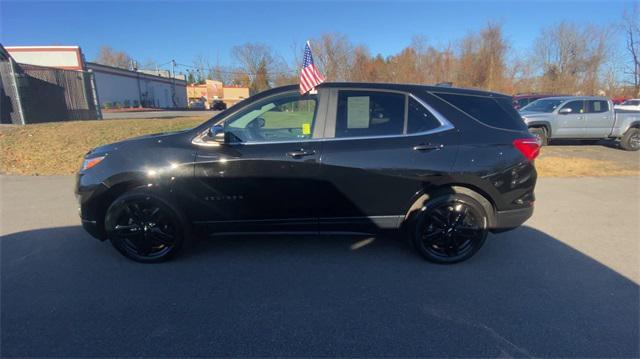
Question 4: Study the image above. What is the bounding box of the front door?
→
[585,99,614,138]
[317,89,458,232]
[555,100,586,138]
[192,90,325,233]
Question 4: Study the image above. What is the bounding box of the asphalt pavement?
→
[1,175,638,357]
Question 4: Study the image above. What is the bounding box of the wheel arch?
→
[402,184,497,231]
[527,121,552,137]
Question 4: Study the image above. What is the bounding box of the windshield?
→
[621,100,639,106]
[520,99,565,113]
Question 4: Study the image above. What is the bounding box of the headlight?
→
[81,156,105,171]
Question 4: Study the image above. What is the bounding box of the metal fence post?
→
[8,57,25,125]
[87,69,102,120]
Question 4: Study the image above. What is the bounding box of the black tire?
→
[528,127,548,146]
[105,191,188,263]
[411,193,488,264]
[620,128,640,151]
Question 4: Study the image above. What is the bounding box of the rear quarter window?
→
[435,93,527,131]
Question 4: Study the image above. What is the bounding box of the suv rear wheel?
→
[411,194,488,264]
[105,191,188,263]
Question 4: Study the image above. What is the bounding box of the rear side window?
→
[435,93,526,131]
[407,97,441,133]
[336,91,405,138]
[587,100,609,113]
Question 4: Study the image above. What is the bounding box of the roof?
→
[537,96,609,101]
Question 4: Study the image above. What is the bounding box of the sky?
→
[0,0,635,75]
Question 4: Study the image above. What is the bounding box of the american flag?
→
[300,41,325,94]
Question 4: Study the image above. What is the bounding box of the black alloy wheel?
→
[412,194,488,264]
[105,191,186,262]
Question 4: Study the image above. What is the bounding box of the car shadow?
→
[1,225,638,358]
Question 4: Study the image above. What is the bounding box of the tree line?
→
[97,5,639,97]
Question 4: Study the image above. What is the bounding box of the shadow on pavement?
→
[1,225,638,357]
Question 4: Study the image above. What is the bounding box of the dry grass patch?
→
[0,117,205,175]
[536,156,640,177]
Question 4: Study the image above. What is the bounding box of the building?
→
[5,45,188,110]
[186,80,249,108]
[222,85,250,107]
[86,62,187,109]
[1,44,101,124]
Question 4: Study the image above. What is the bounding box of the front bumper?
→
[76,173,109,241]
[491,205,534,233]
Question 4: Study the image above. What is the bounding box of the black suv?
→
[76,83,538,263]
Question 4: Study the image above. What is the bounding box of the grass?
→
[1,117,638,177]
[0,117,206,175]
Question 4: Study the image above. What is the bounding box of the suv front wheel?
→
[105,191,188,263]
[411,194,489,264]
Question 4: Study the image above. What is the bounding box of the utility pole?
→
[171,59,177,108]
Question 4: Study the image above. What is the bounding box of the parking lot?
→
[1,174,638,357]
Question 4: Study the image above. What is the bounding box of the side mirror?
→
[558,108,572,115]
[206,124,226,144]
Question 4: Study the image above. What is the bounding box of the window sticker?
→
[302,123,311,135]
[347,96,370,128]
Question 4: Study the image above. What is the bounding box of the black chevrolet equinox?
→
[76,83,539,263]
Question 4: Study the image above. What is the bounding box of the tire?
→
[528,127,548,146]
[105,191,188,263]
[410,193,488,264]
[620,128,640,151]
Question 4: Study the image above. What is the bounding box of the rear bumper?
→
[491,206,534,233]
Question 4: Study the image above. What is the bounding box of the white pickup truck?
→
[519,96,640,151]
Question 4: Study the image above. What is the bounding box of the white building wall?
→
[87,63,187,108]
[92,71,140,106]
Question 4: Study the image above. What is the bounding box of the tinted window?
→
[587,100,609,113]
[336,91,405,138]
[407,97,441,133]
[521,99,564,113]
[225,93,316,142]
[436,93,526,130]
[561,100,585,114]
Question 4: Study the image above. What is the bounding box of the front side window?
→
[335,91,405,138]
[560,100,585,114]
[587,100,609,113]
[224,93,316,143]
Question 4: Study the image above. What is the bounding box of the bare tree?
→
[95,46,133,69]
[622,3,640,95]
[232,43,275,92]
[310,33,354,81]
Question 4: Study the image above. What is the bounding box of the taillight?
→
[513,138,540,161]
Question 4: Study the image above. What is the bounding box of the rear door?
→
[555,100,586,138]
[585,99,614,138]
[316,88,458,233]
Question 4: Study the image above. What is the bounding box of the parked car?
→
[520,96,640,150]
[614,99,640,112]
[211,100,227,111]
[76,83,538,264]
[188,99,206,110]
[512,93,559,110]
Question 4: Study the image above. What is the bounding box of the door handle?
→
[286,150,315,158]
[413,143,444,151]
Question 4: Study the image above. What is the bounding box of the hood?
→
[89,129,190,156]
